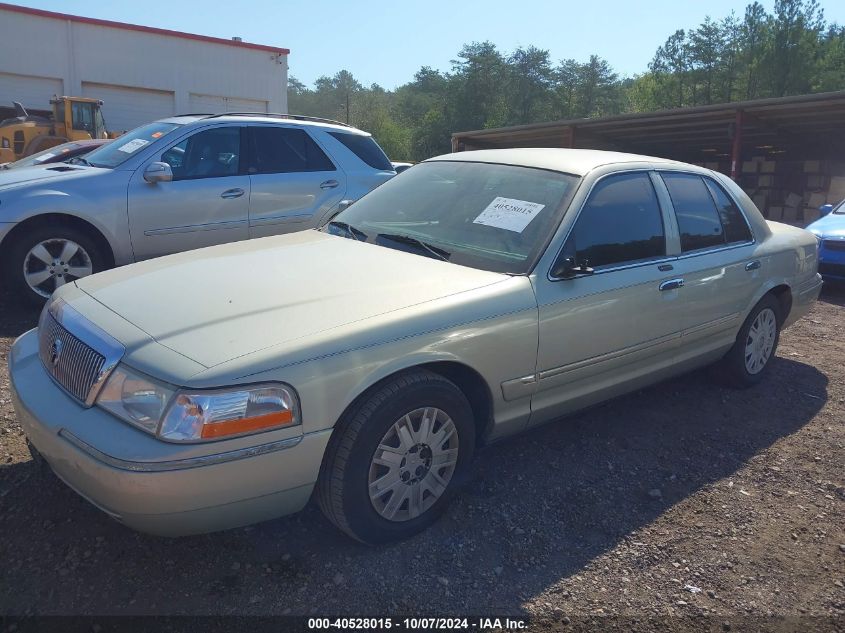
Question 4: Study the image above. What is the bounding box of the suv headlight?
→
[97,365,299,442]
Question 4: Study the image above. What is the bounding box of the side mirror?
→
[319,200,355,228]
[819,204,834,217]
[143,161,173,183]
[551,256,594,280]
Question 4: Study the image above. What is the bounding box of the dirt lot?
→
[0,285,843,629]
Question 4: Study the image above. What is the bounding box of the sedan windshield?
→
[327,161,579,274]
[84,121,182,168]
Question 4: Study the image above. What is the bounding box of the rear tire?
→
[317,369,475,544]
[4,223,106,306]
[715,294,782,388]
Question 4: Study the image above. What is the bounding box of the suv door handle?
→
[745,260,761,271]
[220,188,245,199]
[659,278,685,291]
[320,179,339,190]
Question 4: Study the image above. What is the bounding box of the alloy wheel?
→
[23,238,93,298]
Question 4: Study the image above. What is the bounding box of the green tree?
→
[507,46,553,124]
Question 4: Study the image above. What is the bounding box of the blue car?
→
[807,199,845,282]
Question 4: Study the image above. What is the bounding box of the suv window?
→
[704,178,753,243]
[249,127,335,174]
[567,172,665,269]
[661,172,725,252]
[328,131,392,170]
[163,127,241,181]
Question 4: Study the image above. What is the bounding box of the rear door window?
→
[703,178,753,244]
[328,131,392,170]
[249,127,335,173]
[661,172,725,252]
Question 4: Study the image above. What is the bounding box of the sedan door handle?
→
[320,179,339,190]
[659,278,685,291]
[220,188,245,199]
[745,260,761,271]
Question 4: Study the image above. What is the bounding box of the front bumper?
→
[818,239,845,281]
[9,329,332,537]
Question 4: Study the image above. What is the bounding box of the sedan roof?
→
[427,148,687,176]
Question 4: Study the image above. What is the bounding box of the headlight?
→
[97,365,176,434]
[159,384,299,441]
[97,366,299,442]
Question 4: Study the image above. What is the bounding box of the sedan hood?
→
[75,231,507,368]
[807,212,845,238]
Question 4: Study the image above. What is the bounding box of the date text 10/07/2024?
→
[307,617,528,630]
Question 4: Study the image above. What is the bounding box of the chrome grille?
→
[39,312,106,404]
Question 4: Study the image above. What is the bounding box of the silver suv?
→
[0,113,395,303]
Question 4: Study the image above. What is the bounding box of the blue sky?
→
[11,0,845,89]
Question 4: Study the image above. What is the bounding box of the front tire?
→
[317,370,475,544]
[4,224,106,306]
[716,294,782,388]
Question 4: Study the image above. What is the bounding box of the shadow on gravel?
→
[0,350,828,616]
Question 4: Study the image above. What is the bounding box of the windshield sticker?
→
[116,138,150,154]
[473,197,546,233]
[34,152,56,162]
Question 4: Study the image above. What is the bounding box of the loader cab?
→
[52,97,107,140]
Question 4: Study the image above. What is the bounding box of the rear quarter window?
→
[328,131,392,171]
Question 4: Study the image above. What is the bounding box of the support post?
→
[565,125,576,148]
[730,110,744,182]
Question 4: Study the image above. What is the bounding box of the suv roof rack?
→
[202,112,354,128]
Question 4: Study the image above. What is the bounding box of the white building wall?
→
[0,7,288,130]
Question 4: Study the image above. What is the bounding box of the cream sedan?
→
[9,149,822,543]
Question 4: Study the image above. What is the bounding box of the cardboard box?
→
[803,207,821,225]
[807,174,826,189]
[804,160,822,173]
[758,175,775,187]
[742,161,758,174]
[760,161,776,173]
[768,206,784,221]
[784,192,803,208]
[808,192,827,208]
[782,206,799,223]
[828,176,845,203]
[752,194,768,212]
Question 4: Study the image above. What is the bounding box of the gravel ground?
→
[0,285,843,629]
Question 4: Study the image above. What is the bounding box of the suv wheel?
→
[317,369,475,544]
[5,224,105,305]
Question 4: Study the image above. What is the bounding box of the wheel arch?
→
[742,279,793,325]
[0,212,116,269]
[333,358,495,448]
[768,283,793,323]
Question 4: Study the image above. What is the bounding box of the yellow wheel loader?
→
[0,96,111,163]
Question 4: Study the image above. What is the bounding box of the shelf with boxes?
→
[740,157,845,226]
